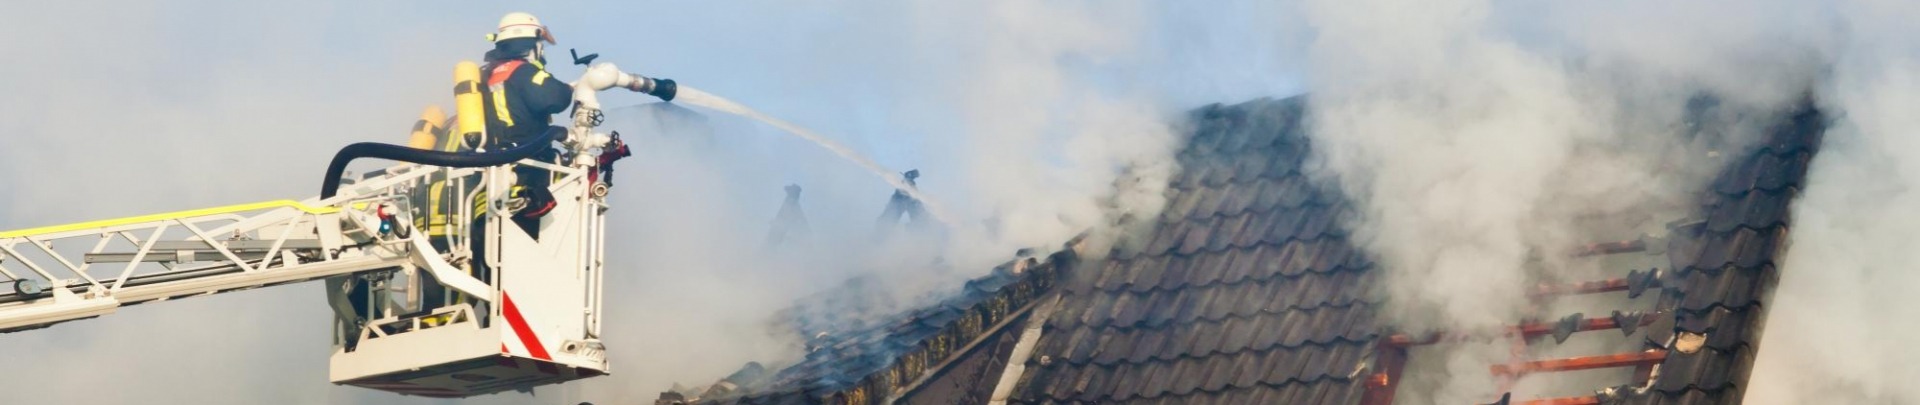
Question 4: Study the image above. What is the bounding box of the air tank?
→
[407,105,447,149]
[453,61,486,148]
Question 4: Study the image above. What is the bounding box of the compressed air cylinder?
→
[453,61,486,148]
[407,105,448,149]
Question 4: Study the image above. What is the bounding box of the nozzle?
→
[648,78,677,101]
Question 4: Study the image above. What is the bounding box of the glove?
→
[647,78,677,101]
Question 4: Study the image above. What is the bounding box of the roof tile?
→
[1703,188,1792,233]
[1652,344,1751,393]
[1010,97,1375,404]
[1161,186,1205,222]
[1202,157,1240,188]
[1672,305,1762,352]
[1167,251,1213,289]
[1234,149,1278,183]
[1710,150,1772,196]
[1755,150,1811,192]
[1242,350,1282,388]
[1199,353,1239,392]
[1189,183,1232,219]
[1125,255,1172,293]
[1266,139,1309,179]
[1208,213,1255,252]
[1230,209,1278,248]
[1684,226,1783,272]
[1260,208,1307,245]
[1177,219,1217,255]
[1214,125,1255,156]
[1096,329,1138,366]
[1144,220,1188,255]
[1270,174,1316,209]
[1675,265,1769,312]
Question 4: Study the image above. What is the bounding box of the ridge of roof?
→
[1605,100,1824,405]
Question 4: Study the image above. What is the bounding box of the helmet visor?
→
[539,27,556,44]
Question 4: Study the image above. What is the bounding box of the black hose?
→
[320,127,562,198]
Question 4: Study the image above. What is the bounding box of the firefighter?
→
[479,12,676,229]
[480,12,572,224]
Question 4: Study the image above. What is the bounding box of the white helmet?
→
[490,12,555,44]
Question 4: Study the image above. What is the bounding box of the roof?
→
[1603,102,1823,404]
[667,95,1826,405]
[1004,96,1384,404]
[689,248,1078,405]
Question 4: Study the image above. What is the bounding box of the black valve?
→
[570,48,599,66]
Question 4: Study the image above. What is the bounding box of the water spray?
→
[669,85,959,228]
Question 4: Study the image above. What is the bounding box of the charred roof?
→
[671,95,1824,405]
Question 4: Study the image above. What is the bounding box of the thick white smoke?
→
[1747,0,1920,403]
[1296,0,1830,402]
[848,1,1181,270]
[586,1,1189,399]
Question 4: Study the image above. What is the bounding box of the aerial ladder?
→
[0,59,668,398]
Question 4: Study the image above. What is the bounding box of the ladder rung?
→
[1529,278,1628,298]
[1532,268,1664,300]
[1517,397,1599,405]
[1571,239,1645,257]
[1516,313,1654,339]
[1385,333,1439,347]
[1386,313,1656,347]
[1491,350,1667,376]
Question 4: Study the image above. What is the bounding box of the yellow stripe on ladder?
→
[0,200,340,239]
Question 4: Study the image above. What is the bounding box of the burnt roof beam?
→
[1385,312,1661,347]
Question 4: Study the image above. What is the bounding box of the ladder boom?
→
[1,120,625,397]
[0,164,479,332]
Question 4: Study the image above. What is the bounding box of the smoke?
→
[0,1,1213,404]
[1294,0,1830,402]
[34,1,1919,404]
[1746,1,1920,403]
[794,1,1184,270]
[582,1,1193,399]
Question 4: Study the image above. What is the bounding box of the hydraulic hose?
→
[319,127,561,199]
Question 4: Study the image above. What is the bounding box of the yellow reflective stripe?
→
[531,71,549,85]
[491,90,515,127]
[0,200,339,239]
[438,119,465,151]
[425,181,454,236]
[529,58,545,71]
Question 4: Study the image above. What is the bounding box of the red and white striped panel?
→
[499,291,553,361]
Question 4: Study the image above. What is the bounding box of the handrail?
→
[0,200,340,239]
